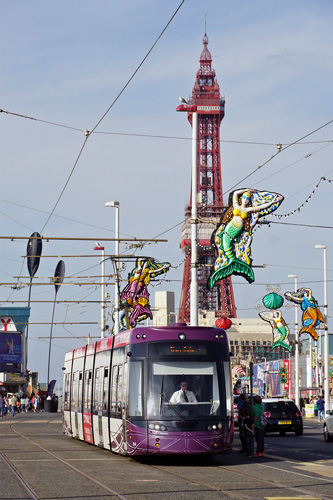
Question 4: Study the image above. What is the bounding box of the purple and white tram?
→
[63,323,234,456]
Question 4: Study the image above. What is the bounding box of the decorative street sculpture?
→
[259,292,291,351]
[284,288,324,341]
[120,258,170,328]
[259,310,291,352]
[209,188,284,287]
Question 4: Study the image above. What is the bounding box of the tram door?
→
[70,371,79,438]
[110,362,128,454]
[77,371,84,440]
[92,362,111,449]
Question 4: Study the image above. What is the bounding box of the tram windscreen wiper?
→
[159,391,187,421]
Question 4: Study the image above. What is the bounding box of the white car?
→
[323,410,333,442]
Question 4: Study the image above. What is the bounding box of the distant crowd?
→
[0,394,44,418]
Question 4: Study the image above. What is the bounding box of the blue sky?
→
[1,0,332,387]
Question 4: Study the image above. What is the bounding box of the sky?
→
[1,0,332,389]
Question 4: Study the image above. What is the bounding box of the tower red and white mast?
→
[178,31,237,323]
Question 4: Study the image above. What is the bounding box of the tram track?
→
[2,422,131,500]
[2,419,332,500]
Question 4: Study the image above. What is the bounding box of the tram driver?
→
[169,381,197,404]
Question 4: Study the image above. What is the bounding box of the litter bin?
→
[44,399,58,413]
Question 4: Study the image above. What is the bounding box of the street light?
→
[176,100,198,326]
[94,243,105,339]
[288,274,299,406]
[315,244,328,402]
[105,201,120,335]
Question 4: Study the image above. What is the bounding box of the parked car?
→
[323,410,333,442]
[262,398,303,436]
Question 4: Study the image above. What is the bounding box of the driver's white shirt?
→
[169,389,197,404]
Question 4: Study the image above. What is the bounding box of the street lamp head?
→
[315,244,326,250]
[288,274,297,278]
[105,201,119,208]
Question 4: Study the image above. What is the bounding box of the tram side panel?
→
[82,345,95,444]
[63,351,73,436]
[92,348,112,450]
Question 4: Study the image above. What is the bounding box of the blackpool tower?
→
[178,32,237,323]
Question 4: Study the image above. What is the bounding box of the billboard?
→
[0,332,22,365]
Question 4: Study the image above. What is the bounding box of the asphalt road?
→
[0,412,332,500]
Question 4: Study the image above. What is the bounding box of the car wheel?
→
[295,428,303,436]
[279,430,286,436]
[323,425,333,442]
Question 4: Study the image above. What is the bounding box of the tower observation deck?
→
[178,32,237,323]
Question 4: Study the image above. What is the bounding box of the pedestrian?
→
[21,396,26,413]
[243,409,254,456]
[253,395,265,456]
[3,397,8,418]
[11,394,17,418]
[316,396,325,423]
[237,393,251,454]
[0,395,4,418]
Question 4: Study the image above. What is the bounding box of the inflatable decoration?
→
[259,310,291,352]
[263,292,284,310]
[284,288,324,341]
[216,317,232,330]
[209,188,284,287]
[120,258,170,328]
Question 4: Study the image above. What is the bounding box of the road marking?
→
[265,497,322,500]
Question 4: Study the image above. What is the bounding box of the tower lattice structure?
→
[178,32,237,324]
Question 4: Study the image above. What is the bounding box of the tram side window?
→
[110,365,123,417]
[223,361,232,417]
[102,368,108,412]
[64,373,70,410]
[129,361,143,417]
[78,372,83,412]
[93,368,100,413]
[72,371,78,410]
[84,370,92,412]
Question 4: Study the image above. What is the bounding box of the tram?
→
[63,323,234,456]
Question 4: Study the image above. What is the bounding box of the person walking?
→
[317,396,325,423]
[0,395,4,418]
[253,395,265,456]
[11,395,17,418]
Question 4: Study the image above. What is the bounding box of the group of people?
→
[237,393,265,457]
[0,394,43,417]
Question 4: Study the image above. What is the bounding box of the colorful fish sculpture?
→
[259,310,291,352]
[284,288,324,341]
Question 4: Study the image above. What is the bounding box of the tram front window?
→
[147,360,220,420]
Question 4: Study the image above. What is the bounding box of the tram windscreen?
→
[147,360,221,420]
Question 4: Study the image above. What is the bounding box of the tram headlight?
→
[178,333,186,340]
[136,334,141,339]
[154,424,160,430]
[207,425,212,431]
[148,424,155,430]
[212,424,217,430]
[215,334,219,339]
[142,334,147,339]
[217,422,222,430]
[160,425,167,431]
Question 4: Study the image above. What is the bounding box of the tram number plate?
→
[278,421,291,425]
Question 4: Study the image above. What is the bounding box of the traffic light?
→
[279,367,287,384]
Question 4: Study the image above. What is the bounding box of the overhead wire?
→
[39,0,185,234]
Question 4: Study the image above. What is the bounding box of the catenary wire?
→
[39,0,185,234]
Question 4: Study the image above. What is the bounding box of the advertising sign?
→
[0,332,22,364]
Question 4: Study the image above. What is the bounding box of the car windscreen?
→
[265,401,297,415]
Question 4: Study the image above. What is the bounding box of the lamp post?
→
[315,245,328,401]
[176,100,198,326]
[94,243,105,339]
[105,201,120,335]
[288,274,299,407]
